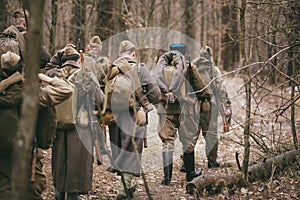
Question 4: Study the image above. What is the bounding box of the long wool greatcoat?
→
[51,60,104,193]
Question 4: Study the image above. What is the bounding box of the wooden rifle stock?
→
[93,123,103,165]
[216,92,230,133]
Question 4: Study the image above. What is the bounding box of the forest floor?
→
[41,73,300,200]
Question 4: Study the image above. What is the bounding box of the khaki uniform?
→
[155,50,211,184]
[156,51,211,153]
[193,55,230,163]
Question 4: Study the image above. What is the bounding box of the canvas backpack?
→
[104,57,136,111]
[0,25,26,63]
[163,64,186,100]
[55,69,81,129]
[106,70,136,112]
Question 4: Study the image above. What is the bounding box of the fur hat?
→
[119,40,135,53]
[199,46,212,60]
[63,44,80,56]
[13,8,29,19]
[169,43,186,55]
[1,51,21,69]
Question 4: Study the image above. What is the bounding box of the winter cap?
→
[1,51,21,69]
[119,40,136,53]
[199,46,212,60]
[63,44,80,56]
[13,8,29,19]
[169,43,186,55]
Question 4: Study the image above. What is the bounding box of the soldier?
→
[192,46,232,168]
[155,43,211,185]
[85,35,111,154]
[46,44,104,200]
[0,8,51,71]
[105,40,159,200]
[0,51,73,200]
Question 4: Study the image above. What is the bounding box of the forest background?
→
[1,0,300,199]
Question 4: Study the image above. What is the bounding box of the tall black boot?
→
[161,151,173,185]
[183,151,202,182]
[54,188,65,200]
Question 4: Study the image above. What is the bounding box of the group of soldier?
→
[0,8,231,200]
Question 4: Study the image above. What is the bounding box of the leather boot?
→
[67,192,79,200]
[161,151,173,185]
[183,151,202,182]
[54,188,65,200]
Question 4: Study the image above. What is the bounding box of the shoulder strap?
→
[67,68,81,81]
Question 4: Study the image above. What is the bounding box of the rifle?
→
[86,92,103,165]
[30,138,37,183]
[210,70,230,133]
[77,39,85,73]
[22,0,28,27]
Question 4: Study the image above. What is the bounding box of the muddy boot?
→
[183,151,202,182]
[161,151,173,185]
[208,160,220,168]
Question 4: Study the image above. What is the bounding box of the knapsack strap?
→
[67,68,81,81]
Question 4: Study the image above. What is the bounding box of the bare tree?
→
[11,0,45,199]
[50,0,58,55]
[287,0,300,150]
[0,0,8,31]
[73,0,86,49]
[240,0,251,184]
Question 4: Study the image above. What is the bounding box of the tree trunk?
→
[73,0,86,49]
[184,0,195,40]
[186,149,300,195]
[10,0,45,199]
[240,0,251,184]
[288,0,299,150]
[50,0,58,55]
[221,0,240,70]
[0,0,8,31]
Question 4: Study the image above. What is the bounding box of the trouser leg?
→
[201,103,219,164]
[118,172,135,199]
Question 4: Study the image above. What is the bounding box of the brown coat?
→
[50,61,102,193]
[0,75,73,199]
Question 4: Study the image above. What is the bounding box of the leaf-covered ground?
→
[41,74,300,199]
